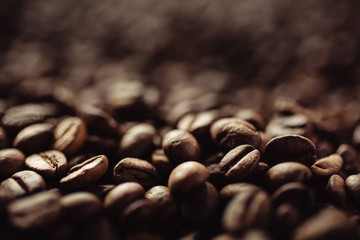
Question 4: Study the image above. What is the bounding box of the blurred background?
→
[1,0,360,131]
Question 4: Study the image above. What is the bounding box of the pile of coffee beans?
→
[0,78,360,240]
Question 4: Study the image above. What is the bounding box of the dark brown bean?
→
[235,108,266,131]
[162,129,201,165]
[53,116,87,155]
[292,207,354,240]
[7,191,62,230]
[222,189,270,233]
[326,174,347,208]
[219,144,260,182]
[25,150,67,179]
[345,173,360,207]
[119,123,158,158]
[2,103,60,131]
[311,154,343,178]
[210,118,261,151]
[150,149,174,179]
[180,182,218,226]
[168,161,209,197]
[104,182,145,217]
[0,126,8,149]
[265,113,312,138]
[263,162,312,190]
[0,148,25,180]
[336,144,360,174]
[13,123,54,153]
[60,192,102,223]
[59,155,109,191]
[0,170,46,198]
[113,158,160,189]
[119,199,155,231]
[219,183,262,203]
[264,134,316,166]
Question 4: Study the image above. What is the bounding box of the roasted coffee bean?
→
[118,123,158,158]
[76,103,118,137]
[345,173,360,207]
[13,123,54,153]
[145,185,178,227]
[162,129,201,165]
[292,207,354,240]
[272,203,301,239]
[263,162,312,190]
[210,118,261,151]
[0,148,25,180]
[119,198,155,231]
[326,174,347,208]
[219,144,260,182]
[0,170,46,198]
[235,108,266,131]
[7,191,61,230]
[168,161,209,197]
[180,182,218,226]
[264,134,316,166]
[150,149,174,179]
[60,155,109,191]
[311,154,343,178]
[353,124,360,147]
[53,116,87,155]
[266,113,312,139]
[104,182,145,217]
[219,183,262,203]
[270,183,315,212]
[222,189,270,233]
[2,103,60,131]
[250,162,270,182]
[25,150,67,179]
[60,192,102,223]
[113,158,160,189]
[336,144,360,174]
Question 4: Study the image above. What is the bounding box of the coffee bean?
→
[326,174,347,208]
[25,150,67,179]
[311,154,343,178]
[13,123,54,153]
[219,144,260,182]
[104,182,144,217]
[219,183,262,203]
[210,118,261,151]
[2,103,60,131]
[272,203,301,239]
[53,116,87,155]
[0,148,25,180]
[263,162,312,190]
[113,158,160,189]
[7,191,61,230]
[0,170,46,198]
[119,199,155,231]
[270,182,315,212]
[145,185,178,228]
[76,103,118,137]
[345,173,360,207]
[264,134,316,166]
[336,144,360,174]
[180,182,218,226]
[265,113,312,138]
[222,189,270,233]
[119,123,158,158]
[162,129,201,165]
[352,124,360,147]
[150,149,174,179]
[206,163,228,190]
[60,192,102,223]
[292,207,354,240]
[235,108,266,131]
[168,161,209,197]
[60,155,109,191]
